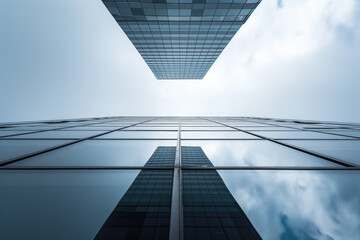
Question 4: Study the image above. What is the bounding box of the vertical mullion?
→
[170,121,182,240]
[179,121,183,240]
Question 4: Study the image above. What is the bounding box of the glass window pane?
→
[219,170,360,240]
[7,126,59,131]
[281,140,360,165]
[68,126,120,131]
[250,131,352,139]
[138,123,179,126]
[0,131,29,137]
[236,126,295,131]
[0,140,71,163]
[96,131,177,139]
[0,170,139,240]
[181,140,336,166]
[126,126,179,130]
[319,130,360,138]
[8,131,106,139]
[11,140,176,167]
[181,126,233,130]
[181,131,258,139]
[89,124,130,127]
[180,124,223,127]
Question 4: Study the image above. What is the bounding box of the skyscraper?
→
[101,0,262,79]
[1,116,360,240]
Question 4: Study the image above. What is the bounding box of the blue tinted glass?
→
[11,140,176,166]
[8,131,106,139]
[96,130,177,139]
[126,126,179,130]
[235,126,295,130]
[0,170,139,240]
[181,126,233,130]
[181,131,258,139]
[281,140,360,165]
[0,140,71,163]
[219,170,360,240]
[319,130,360,138]
[181,140,336,166]
[0,131,28,137]
[137,123,178,127]
[101,0,261,79]
[251,131,352,139]
[68,126,120,131]
[6,126,59,131]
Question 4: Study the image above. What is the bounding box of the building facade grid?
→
[101,0,262,79]
[1,116,360,239]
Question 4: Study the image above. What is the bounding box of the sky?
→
[0,0,359,123]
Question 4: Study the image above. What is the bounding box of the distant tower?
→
[102,0,262,79]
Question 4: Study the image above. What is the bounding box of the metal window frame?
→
[1,116,360,240]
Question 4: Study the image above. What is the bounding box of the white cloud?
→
[0,0,359,122]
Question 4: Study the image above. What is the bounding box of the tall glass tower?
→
[1,116,360,240]
[101,0,262,79]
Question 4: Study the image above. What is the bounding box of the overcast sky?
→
[0,0,359,123]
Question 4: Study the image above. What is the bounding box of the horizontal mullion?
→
[1,166,359,171]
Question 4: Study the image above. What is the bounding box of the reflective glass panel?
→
[0,140,71,163]
[90,124,131,127]
[139,123,179,126]
[0,131,29,137]
[68,126,120,131]
[126,126,179,130]
[181,140,336,166]
[180,124,222,127]
[96,131,177,139]
[7,126,59,131]
[219,170,360,240]
[12,140,176,166]
[319,131,360,138]
[8,131,106,139]
[250,131,352,139]
[181,126,233,130]
[236,127,295,131]
[0,170,139,240]
[181,131,258,139]
[281,140,360,165]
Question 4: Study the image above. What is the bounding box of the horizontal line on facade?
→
[0,138,356,141]
[1,166,359,171]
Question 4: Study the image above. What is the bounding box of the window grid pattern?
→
[102,0,262,79]
[95,147,176,239]
[182,146,261,239]
[145,146,177,166]
[1,116,360,167]
[1,117,360,240]
[181,146,213,167]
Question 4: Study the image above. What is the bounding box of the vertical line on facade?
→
[169,121,183,240]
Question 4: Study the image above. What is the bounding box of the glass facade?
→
[182,146,261,239]
[95,147,175,239]
[1,116,360,240]
[101,0,262,79]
